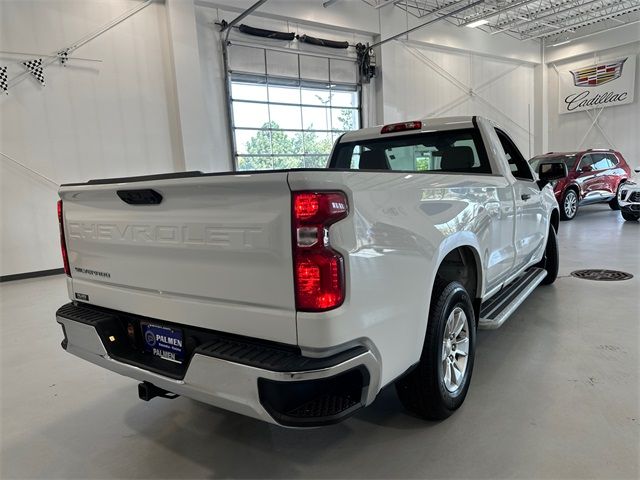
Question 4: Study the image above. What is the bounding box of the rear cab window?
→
[329,128,492,174]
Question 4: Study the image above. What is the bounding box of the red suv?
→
[529,149,631,220]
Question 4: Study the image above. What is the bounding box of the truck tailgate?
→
[59,173,296,344]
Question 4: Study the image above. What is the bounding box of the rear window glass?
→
[329,128,491,174]
[529,154,578,171]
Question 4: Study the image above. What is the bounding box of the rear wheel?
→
[536,225,559,285]
[560,189,578,221]
[395,279,476,420]
[621,210,640,221]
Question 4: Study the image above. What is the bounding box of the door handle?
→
[521,194,531,201]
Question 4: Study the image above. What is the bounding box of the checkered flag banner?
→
[57,49,69,66]
[22,58,45,86]
[0,66,7,94]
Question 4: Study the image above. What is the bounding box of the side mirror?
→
[634,167,640,173]
[537,162,567,189]
[581,164,593,173]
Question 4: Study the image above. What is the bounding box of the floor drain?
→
[570,269,634,281]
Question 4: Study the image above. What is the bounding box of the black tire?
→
[395,279,476,420]
[621,210,640,221]
[609,182,624,210]
[560,189,578,221]
[536,225,559,285]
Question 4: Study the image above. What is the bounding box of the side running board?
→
[479,267,547,330]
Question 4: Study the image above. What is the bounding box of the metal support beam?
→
[525,3,640,38]
[221,0,268,41]
[546,18,640,43]
[370,0,484,48]
[491,0,607,34]
[374,0,398,9]
[365,0,640,40]
[459,0,542,26]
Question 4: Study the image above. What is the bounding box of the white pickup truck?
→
[56,116,566,427]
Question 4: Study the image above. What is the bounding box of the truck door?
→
[494,128,547,272]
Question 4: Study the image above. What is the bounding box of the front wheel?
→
[536,225,559,285]
[561,189,578,220]
[621,210,640,221]
[395,279,476,420]
[609,182,624,210]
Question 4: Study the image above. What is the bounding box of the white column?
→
[533,40,549,156]
[165,0,228,172]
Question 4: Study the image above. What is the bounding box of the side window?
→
[592,153,618,170]
[495,128,533,180]
[578,155,594,171]
[591,153,611,171]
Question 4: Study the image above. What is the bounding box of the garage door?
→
[226,42,362,170]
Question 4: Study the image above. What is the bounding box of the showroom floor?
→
[1,204,638,479]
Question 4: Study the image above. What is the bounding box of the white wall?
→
[1,0,544,276]
[546,41,640,169]
[0,0,184,276]
[374,4,539,157]
[380,40,536,157]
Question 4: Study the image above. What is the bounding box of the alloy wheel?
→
[564,191,577,218]
[441,307,470,393]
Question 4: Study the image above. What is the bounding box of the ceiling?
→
[360,0,640,44]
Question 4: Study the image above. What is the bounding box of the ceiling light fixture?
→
[551,39,571,46]
[466,19,489,28]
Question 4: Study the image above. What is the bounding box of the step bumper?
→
[56,303,380,427]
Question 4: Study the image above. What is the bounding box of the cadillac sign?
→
[559,56,636,114]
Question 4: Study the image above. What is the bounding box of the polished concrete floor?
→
[1,204,639,479]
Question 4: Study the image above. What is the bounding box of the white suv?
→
[619,168,640,221]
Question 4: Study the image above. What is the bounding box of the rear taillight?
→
[292,192,348,312]
[57,200,71,276]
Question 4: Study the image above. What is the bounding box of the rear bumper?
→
[56,303,380,427]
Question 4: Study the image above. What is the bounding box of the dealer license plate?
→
[141,323,184,364]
